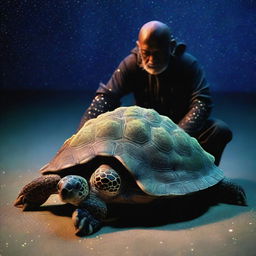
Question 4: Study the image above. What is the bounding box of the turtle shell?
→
[40,106,224,196]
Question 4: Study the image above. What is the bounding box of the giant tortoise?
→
[14,106,246,236]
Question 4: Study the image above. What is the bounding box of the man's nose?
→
[148,55,156,64]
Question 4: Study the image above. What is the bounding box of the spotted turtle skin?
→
[40,106,224,197]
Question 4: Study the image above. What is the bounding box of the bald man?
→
[78,21,232,166]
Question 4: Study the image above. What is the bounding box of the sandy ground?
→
[0,92,255,256]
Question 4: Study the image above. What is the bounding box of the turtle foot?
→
[14,175,61,211]
[72,209,102,236]
[14,195,42,211]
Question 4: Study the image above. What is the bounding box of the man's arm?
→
[77,55,135,130]
[178,60,212,136]
[77,92,120,130]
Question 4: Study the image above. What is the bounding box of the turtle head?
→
[57,175,89,206]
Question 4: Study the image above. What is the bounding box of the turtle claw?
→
[14,195,30,211]
[14,195,25,208]
[72,209,101,236]
[14,195,39,211]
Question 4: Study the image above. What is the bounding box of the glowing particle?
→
[160,241,163,244]
[232,237,238,244]
[228,229,233,233]
[125,246,129,249]
[5,243,8,247]
[249,222,252,225]
[191,248,194,252]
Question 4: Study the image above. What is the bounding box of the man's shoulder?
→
[118,47,139,71]
[176,52,198,66]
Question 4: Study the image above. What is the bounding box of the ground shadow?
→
[25,178,255,237]
[106,178,253,229]
[35,203,76,217]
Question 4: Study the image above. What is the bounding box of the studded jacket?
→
[78,46,212,136]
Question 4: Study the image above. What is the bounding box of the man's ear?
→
[169,39,177,54]
[136,40,140,48]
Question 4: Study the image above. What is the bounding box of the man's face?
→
[137,39,171,75]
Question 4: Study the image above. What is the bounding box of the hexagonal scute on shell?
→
[70,124,95,147]
[171,129,192,157]
[160,115,177,131]
[110,107,128,118]
[124,119,150,144]
[151,127,173,153]
[123,106,143,118]
[95,119,123,140]
[147,146,170,169]
[144,108,161,124]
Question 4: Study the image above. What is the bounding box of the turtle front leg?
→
[14,174,61,211]
[57,174,107,236]
[72,193,107,236]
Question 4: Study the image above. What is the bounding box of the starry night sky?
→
[1,0,256,92]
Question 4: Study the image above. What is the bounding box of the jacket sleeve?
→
[77,55,135,130]
[178,60,212,136]
[77,92,120,130]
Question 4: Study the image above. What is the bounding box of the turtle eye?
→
[65,183,72,190]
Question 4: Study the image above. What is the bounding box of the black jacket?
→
[91,47,212,135]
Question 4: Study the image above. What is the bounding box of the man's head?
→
[137,21,175,75]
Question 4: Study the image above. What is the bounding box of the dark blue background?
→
[1,0,256,92]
